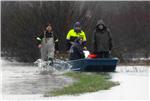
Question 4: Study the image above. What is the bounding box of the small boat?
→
[68,57,119,72]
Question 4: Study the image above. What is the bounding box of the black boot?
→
[48,58,53,66]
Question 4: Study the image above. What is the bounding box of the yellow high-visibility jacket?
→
[66,29,87,42]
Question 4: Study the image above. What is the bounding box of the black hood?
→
[96,19,107,31]
[96,19,106,26]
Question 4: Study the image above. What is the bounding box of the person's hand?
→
[66,50,70,53]
[55,50,59,54]
[38,44,42,48]
[109,51,111,54]
[70,42,74,45]
[83,47,87,50]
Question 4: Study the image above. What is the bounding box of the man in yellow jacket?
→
[66,22,87,51]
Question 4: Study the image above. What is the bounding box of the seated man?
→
[69,38,85,60]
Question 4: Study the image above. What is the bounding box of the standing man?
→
[92,19,113,58]
[36,23,59,65]
[66,22,87,51]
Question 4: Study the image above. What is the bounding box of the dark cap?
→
[74,22,81,27]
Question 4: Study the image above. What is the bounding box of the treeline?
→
[1,1,150,62]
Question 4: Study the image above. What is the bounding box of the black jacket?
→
[92,20,113,53]
[36,31,59,50]
[69,42,85,60]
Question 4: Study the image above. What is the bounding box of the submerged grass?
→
[44,72,119,97]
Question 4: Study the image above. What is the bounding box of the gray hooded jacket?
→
[92,20,113,53]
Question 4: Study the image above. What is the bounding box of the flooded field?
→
[1,59,149,100]
[1,59,73,95]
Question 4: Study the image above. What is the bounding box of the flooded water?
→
[1,58,150,100]
[50,66,149,100]
[1,58,74,95]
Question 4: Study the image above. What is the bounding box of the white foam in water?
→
[34,59,72,75]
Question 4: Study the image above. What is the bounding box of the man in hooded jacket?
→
[69,37,85,60]
[92,20,113,58]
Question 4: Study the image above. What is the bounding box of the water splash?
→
[2,58,74,95]
[34,59,72,75]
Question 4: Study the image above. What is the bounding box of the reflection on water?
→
[116,65,149,73]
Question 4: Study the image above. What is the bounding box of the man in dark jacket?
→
[36,23,59,65]
[69,37,85,60]
[92,20,113,58]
